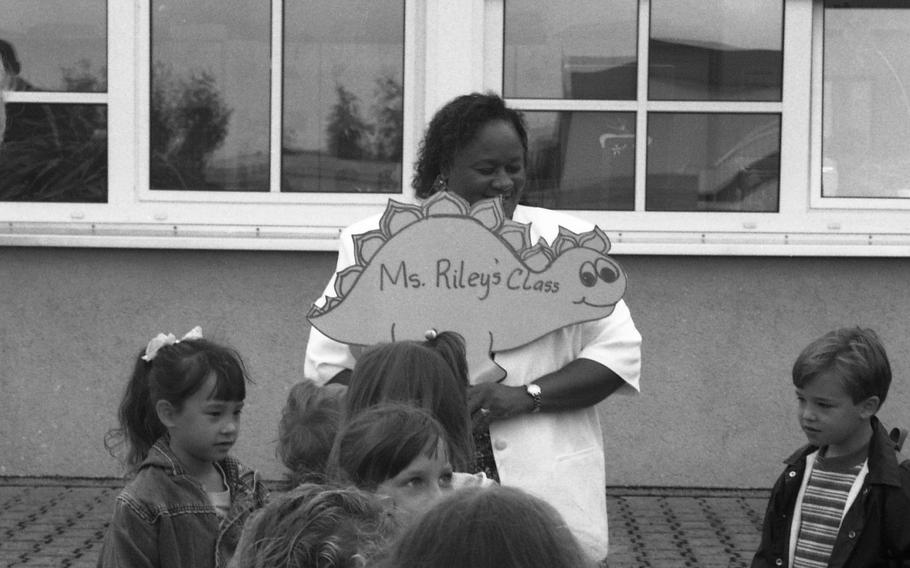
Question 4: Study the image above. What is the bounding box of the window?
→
[817,0,910,202]
[504,0,784,214]
[0,0,107,203]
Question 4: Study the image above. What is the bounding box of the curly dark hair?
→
[412,92,528,198]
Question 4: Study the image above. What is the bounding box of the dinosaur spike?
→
[425,191,471,217]
[520,241,555,271]
[352,229,388,266]
[498,220,532,252]
[552,226,582,255]
[470,198,506,231]
[383,200,424,236]
[578,226,612,254]
[333,265,364,298]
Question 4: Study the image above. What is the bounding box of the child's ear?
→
[859,395,881,419]
[156,400,178,428]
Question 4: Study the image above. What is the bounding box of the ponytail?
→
[104,352,167,470]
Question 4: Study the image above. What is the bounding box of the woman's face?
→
[376,439,454,525]
[444,119,526,219]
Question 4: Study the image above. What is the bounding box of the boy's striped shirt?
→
[792,447,867,568]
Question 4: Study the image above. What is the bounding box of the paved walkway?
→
[0,478,768,568]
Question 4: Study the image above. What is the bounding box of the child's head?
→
[378,485,594,568]
[328,402,455,524]
[792,327,891,454]
[106,328,249,470]
[231,482,397,568]
[277,379,347,488]
[346,331,473,471]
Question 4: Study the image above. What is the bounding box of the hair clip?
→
[424,328,438,341]
[141,326,203,362]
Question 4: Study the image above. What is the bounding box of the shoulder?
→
[513,205,594,234]
[114,468,178,523]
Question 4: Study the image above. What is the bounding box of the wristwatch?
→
[525,383,542,413]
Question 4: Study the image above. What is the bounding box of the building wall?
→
[1,246,908,488]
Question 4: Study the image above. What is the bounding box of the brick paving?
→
[0,478,767,568]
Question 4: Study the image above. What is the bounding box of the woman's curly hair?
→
[412,92,528,198]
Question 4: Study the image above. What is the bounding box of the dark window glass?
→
[150,1,270,190]
[646,113,780,212]
[504,0,638,100]
[0,104,107,202]
[649,0,783,101]
[523,111,635,210]
[282,1,405,193]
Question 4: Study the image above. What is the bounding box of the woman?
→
[305,92,641,560]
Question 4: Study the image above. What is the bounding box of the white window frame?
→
[3,0,910,256]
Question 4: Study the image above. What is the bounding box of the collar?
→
[781,417,902,487]
[139,437,244,483]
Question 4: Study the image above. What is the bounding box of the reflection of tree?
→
[0,59,107,202]
[326,83,369,160]
[370,73,402,161]
[150,63,232,189]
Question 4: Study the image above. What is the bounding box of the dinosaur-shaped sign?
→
[308,192,627,384]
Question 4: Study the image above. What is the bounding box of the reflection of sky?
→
[0,0,106,91]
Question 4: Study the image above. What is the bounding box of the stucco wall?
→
[1,247,908,488]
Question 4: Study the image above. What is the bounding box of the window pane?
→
[649,0,783,101]
[0,0,106,92]
[504,0,638,100]
[822,3,910,198]
[282,1,404,193]
[646,113,780,212]
[522,111,635,210]
[150,1,270,191]
[0,104,107,202]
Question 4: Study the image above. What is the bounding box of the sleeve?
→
[96,497,158,568]
[577,299,642,393]
[304,226,358,385]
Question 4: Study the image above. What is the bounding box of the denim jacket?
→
[97,438,269,568]
[751,417,910,568]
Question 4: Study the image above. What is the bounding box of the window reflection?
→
[0,104,107,202]
[649,0,782,101]
[504,0,638,100]
[822,3,910,198]
[0,0,106,92]
[646,113,780,212]
[150,1,270,191]
[282,1,404,193]
[522,112,635,210]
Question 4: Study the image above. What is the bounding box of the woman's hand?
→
[467,383,533,427]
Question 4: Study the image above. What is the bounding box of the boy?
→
[752,327,910,568]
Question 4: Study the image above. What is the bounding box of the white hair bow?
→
[141,326,203,362]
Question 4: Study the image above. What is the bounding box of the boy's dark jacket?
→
[751,417,910,568]
[97,438,269,568]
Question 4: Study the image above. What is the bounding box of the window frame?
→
[2,0,910,256]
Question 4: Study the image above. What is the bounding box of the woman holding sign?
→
[305,93,641,563]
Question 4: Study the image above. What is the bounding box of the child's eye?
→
[406,477,425,488]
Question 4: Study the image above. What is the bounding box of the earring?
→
[431,174,448,194]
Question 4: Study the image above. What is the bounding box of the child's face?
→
[165,373,244,473]
[796,372,877,458]
[376,439,454,524]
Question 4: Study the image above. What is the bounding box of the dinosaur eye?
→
[579,262,597,287]
[596,258,619,283]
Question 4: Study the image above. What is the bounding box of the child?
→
[228,482,397,568]
[277,378,347,488]
[98,327,269,568]
[345,331,475,472]
[752,327,910,568]
[327,402,467,525]
[377,485,595,568]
